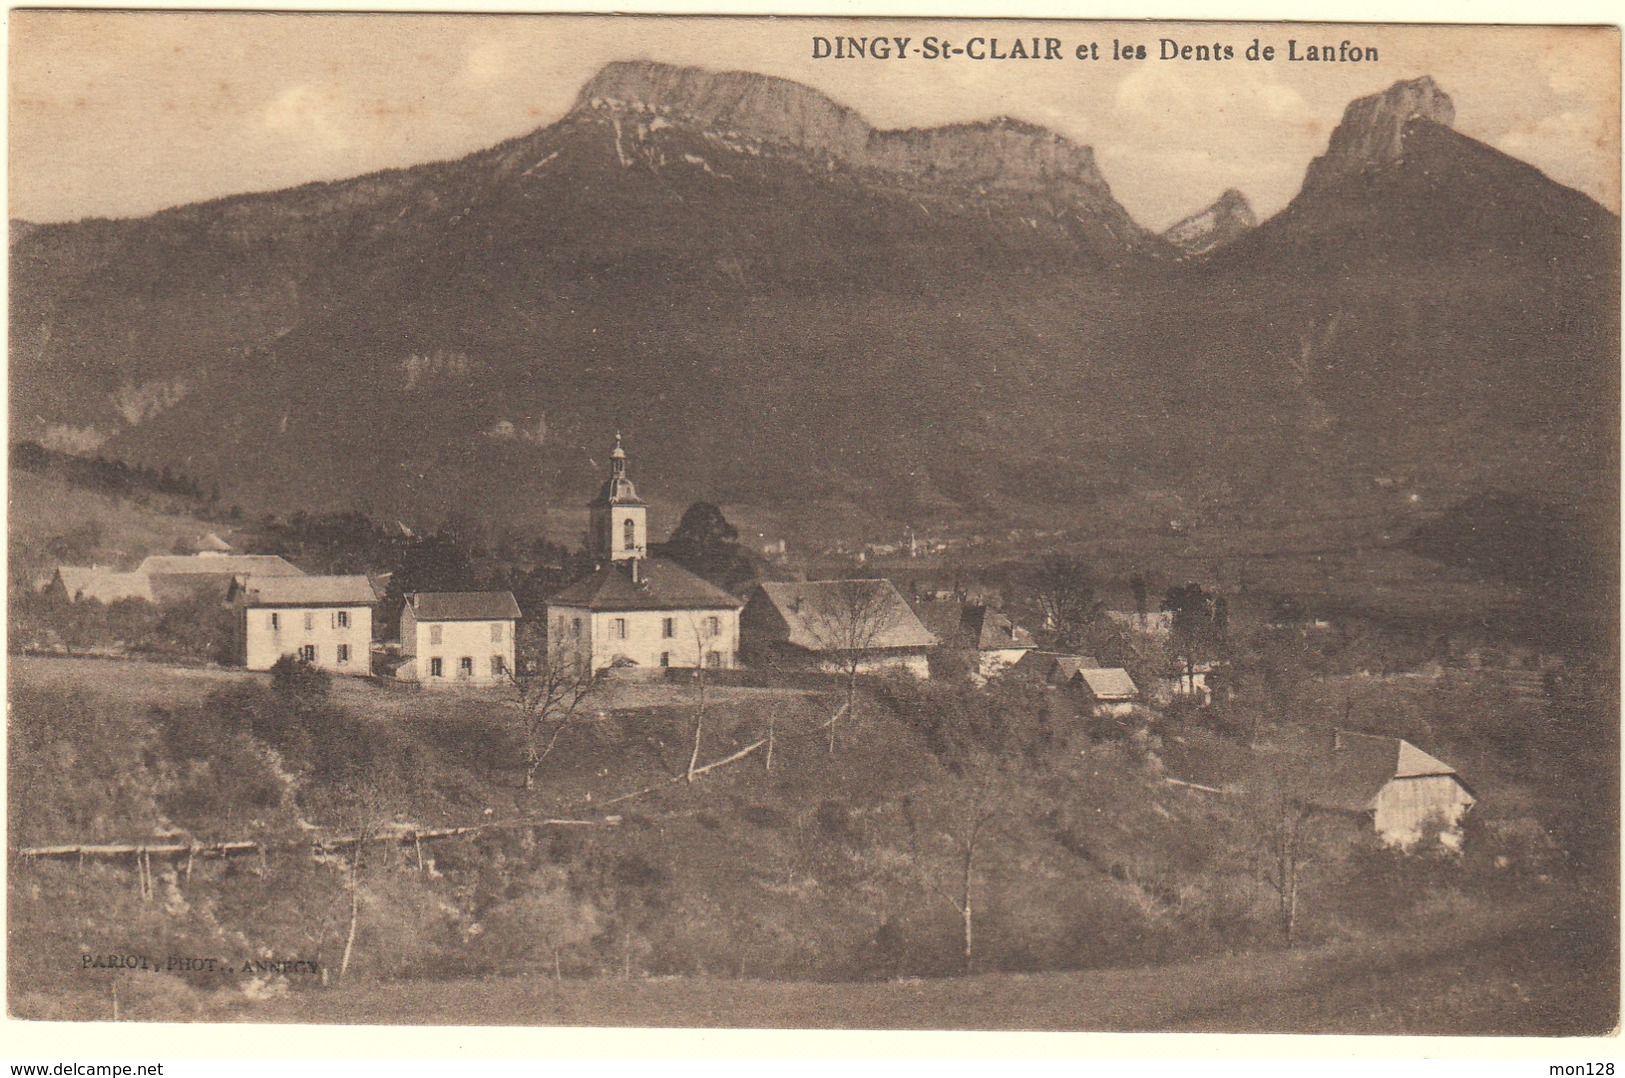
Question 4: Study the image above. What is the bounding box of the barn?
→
[1299,731,1477,849]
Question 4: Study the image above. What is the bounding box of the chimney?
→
[630,558,642,585]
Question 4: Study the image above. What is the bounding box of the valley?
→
[7,54,1618,1036]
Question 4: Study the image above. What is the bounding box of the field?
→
[53,884,1613,1035]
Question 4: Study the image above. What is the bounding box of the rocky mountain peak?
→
[1162,188,1257,256]
[571,60,1117,198]
[1301,76,1456,194]
[573,60,874,158]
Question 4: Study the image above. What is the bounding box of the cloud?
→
[1105,64,1320,228]
[461,36,519,87]
[1115,61,1312,128]
[262,83,348,150]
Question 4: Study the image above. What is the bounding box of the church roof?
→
[589,432,646,506]
[548,559,743,612]
[591,475,645,506]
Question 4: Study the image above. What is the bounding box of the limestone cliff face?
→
[1162,188,1256,256]
[575,60,875,159]
[573,60,1151,246]
[1301,76,1456,194]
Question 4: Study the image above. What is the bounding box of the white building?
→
[398,591,521,687]
[546,436,744,674]
[233,575,377,676]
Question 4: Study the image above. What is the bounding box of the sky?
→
[8,13,1620,231]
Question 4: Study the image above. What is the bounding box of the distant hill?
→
[7,469,236,580]
[10,66,1617,556]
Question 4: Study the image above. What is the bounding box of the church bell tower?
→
[589,433,648,564]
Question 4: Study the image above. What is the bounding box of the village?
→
[28,433,1492,857]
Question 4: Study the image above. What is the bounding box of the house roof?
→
[965,606,1035,651]
[238,575,378,607]
[1071,667,1140,700]
[1159,730,1473,815]
[1159,732,1261,792]
[1011,651,1101,682]
[750,580,937,652]
[548,558,744,612]
[1299,731,1470,814]
[138,553,304,578]
[909,602,964,644]
[53,566,155,604]
[408,591,522,621]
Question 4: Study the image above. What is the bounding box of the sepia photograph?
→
[5,9,1620,1040]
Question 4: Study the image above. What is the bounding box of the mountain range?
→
[9,65,1618,554]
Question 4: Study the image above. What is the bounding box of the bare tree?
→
[1028,555,1103,651]
[510,624,601,790]
[305,777,398,982]
[685,615,713,784]
[798,580,909,754]
[1239,768,1335,948]
[901,760,1008,974]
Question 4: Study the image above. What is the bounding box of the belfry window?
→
[624,518,637,551]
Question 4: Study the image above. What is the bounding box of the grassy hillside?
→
[7,469,240,577]
[9,646,1616,1029]
[207,887,1619,1034]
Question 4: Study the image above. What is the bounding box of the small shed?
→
[1069,667,1140,716]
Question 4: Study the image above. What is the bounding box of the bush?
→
[270,654,333,704]
[468,867,601,977]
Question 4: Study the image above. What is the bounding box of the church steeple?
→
[589,432,648,563]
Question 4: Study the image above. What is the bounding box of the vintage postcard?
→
[6,9,1619,1044]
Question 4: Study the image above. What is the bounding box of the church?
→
[546,435,744,674]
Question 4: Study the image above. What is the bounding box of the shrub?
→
[270,654,333,705]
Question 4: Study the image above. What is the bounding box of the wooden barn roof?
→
[750,580,937,652]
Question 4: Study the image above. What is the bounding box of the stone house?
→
[233,574,377,676]
[398,591,521,686]
[913,600,1036,682]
